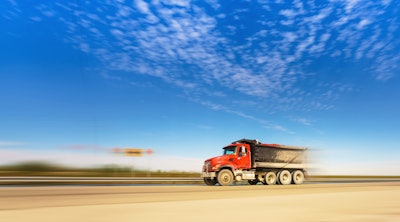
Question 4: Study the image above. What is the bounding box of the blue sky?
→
[1,0,400,174]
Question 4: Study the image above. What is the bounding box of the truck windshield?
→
[223,146,236,155]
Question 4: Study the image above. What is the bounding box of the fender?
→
[216,164,234,173]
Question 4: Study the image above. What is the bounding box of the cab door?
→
[233,145,251,170]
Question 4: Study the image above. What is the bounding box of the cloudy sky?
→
[1,0,400,174]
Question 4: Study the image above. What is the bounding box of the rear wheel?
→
[291,170,304,185]
[264,171,277,185]
[217,169,234,186]
[276,171,281,184]
[203,178,217,186]
[278,170,291,185]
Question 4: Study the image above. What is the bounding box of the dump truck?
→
[201,139,307,186]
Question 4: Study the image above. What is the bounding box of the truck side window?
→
[239,146,247,157]
[223,147,236,155]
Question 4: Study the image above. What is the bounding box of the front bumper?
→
[201,172,216,178]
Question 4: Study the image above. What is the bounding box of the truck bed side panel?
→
[251,145,307,169]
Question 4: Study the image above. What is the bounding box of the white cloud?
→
[282,32,297,42]
[343,0,361,13]
[19,0,400,126]
[135,0,150,14]
[280,9,297,18]
[292,117,313,126]
[320,33,331,42]
[266,124,294,134]
[307,6,332,23]
[373,55,399,81]
[163,0,191,8]
[51,1,303,108]
[205,0,220,10]
[357,19,371,29]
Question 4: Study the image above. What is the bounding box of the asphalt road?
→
[1,182,400,222]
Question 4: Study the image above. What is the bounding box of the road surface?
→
[1,182,400,222]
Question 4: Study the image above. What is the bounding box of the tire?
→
[291,170,304,185]
[278,170,291,185]
[248,179,258,185]
[276,171,281,184]
[217,169,234,186]
[264,171,277,185]
[203,178,217,186]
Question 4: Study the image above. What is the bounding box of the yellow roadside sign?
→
[125,148,143,157]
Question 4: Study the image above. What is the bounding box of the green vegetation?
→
[1,161,398,179]
[0,161,201,177]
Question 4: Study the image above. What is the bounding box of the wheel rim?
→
[265,172,276,185]
[222,174,230,183]
[218,170,233,186]
[293,170,304,184]
[280,170,291,184]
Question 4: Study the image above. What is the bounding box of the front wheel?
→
[203,178,217,186]
[217,169,234,186]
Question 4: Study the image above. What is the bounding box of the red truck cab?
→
[202,143,253,185]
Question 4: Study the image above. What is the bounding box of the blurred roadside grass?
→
[0,161,201,177]
[1,161,399,179]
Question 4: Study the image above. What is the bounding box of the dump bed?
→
[233,139,307,169]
